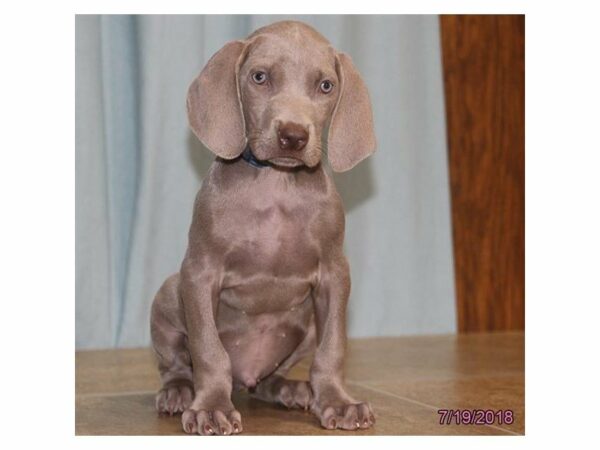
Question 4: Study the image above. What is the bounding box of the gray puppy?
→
[150,20,376,435]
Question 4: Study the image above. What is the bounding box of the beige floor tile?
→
[343,333,524,383]
[75,333,524,436]
[76,348,161,395]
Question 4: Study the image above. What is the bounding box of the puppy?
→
[150,20,376,435]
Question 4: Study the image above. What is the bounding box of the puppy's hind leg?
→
[150,274,194,415]
[252,321,316,410]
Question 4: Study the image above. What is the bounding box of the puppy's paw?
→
[252,376,313,410]
[276,380,313,410]
[315,401,375,430]
[182,407,243,435]
[155,382,194,416]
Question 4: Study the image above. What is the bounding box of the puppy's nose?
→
[277,122,309,151]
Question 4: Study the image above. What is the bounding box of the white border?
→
[3,1,600,448]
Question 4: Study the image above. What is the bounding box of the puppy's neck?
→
[210,156,332,203]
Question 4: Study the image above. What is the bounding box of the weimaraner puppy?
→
[150,20,376,435]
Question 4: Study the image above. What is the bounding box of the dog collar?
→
[241,147,269,169]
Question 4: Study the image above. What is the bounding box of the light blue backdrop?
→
[75,15,456,349]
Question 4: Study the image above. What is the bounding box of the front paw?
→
[182,405,243,435]
[314,401,375,430]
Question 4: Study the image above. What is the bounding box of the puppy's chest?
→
[203,168,341,313]
[221,201,321,278]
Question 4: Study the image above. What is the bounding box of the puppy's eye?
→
[320,80,334,94]
[252,71,267,85]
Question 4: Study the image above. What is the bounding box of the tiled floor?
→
[75,332,524,435]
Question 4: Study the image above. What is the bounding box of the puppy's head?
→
[187,21,376,172]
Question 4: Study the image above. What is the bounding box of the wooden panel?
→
[440,16,525,332]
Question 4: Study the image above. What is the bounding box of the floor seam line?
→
[343,371,523,384]
[77,389,157,399]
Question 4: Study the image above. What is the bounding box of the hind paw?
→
[253,376,313,410]
[155,381,194,415]
[277,380,313,410]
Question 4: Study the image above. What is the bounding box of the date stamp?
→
[437,409,514,426]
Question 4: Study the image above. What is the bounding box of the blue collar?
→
[241,147,269,169]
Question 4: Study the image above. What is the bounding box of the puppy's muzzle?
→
[277,122,309,152]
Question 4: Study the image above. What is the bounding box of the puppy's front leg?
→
[179,260,242,435]
[310,254,375,430]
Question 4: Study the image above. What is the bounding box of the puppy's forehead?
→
[248,20,331,46]
[245,21,335,68]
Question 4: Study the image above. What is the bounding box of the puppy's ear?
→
[327,53,376,172]
[187,40,247,159]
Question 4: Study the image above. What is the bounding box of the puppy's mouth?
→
[268,157,305,168]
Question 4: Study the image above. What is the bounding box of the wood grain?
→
[440,16,525,332]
